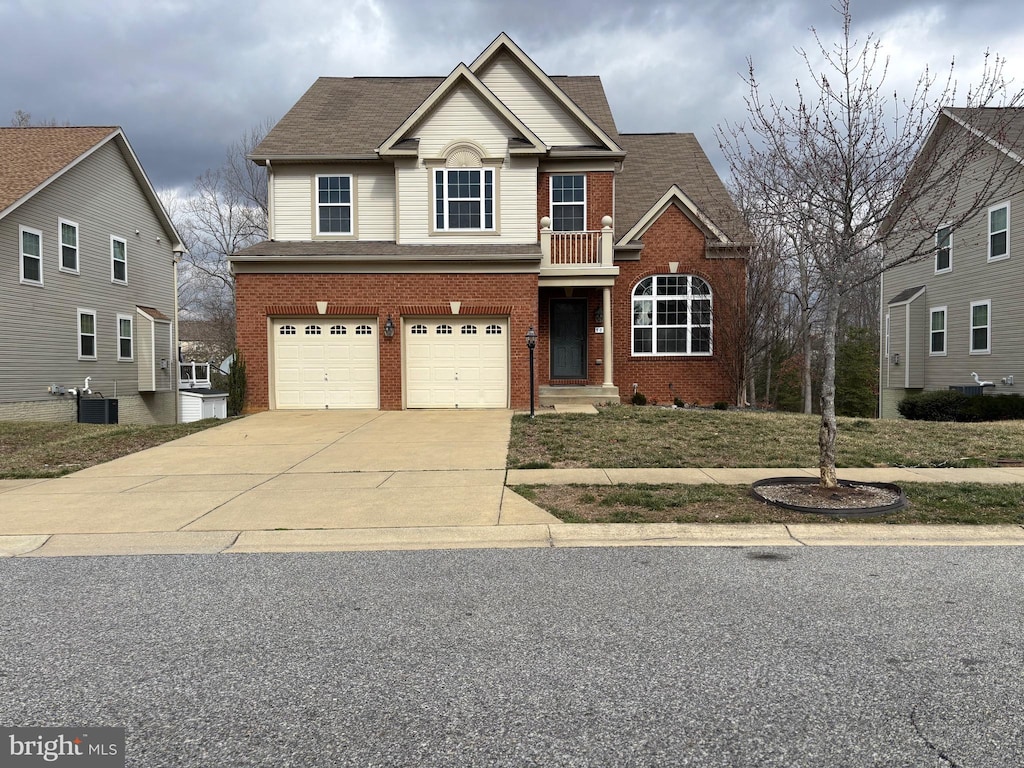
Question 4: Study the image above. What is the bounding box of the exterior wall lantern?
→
[525,326,537,418]
[383,314,395,338]
[892,352,900,366]
[594,305,603,324]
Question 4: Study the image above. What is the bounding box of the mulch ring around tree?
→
[751,477,907,518]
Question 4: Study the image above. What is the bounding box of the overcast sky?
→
[4,0,1022,195]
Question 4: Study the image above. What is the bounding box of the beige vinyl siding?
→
[478,52,595,148]
[0,140,176,417]
[414,84,519,158]
[880,142,1024,417]
[272,164,397,242]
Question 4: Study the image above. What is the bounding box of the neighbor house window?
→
[929,307,946,355]
[632,275,712,356]
[111,236,127,283]
[434,168,494,230]
[551,174,586,231]
[935,225,951,273]
[78,309,97,360]
[59,219,79,273]
[117,314,133,361]
[970,300,991,354]
[316,174,353,235]
[988,203,1009,261]
[20,226,43,285]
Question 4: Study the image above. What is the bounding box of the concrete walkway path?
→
[1,410,1023,557]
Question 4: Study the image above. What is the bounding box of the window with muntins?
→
[434,168,494,230]
[117,315,133,360]
[330,325,346,335]
[632,275,712,356]
[930,307,946,355]
[355,325,372,335]
[279,325,296,335]
[970,300,991,354]
[111,236,127,283]
[20,226,43,285]
[60,219,79,273]
[551,175,586,232]
[78,309,97,360]
[935,226,951,273]
[305,325,322,335]
[317,175,352,235]
[989,203,1009,261]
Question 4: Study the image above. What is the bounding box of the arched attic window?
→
[434,142,494,231]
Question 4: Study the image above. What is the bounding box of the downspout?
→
[173,246,186,424]
[266,159,274,241]
[878,253,884,418]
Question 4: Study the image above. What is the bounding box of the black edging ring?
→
[750,476,908,519]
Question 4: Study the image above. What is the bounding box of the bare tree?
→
[10,110,69,127]
[718,0,1024,487]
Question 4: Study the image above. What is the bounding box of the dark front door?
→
[550,298,587,379]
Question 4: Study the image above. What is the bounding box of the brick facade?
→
[235,272,539,411]
[537,172,615,232]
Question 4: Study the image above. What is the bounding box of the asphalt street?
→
[1,547,1022,767]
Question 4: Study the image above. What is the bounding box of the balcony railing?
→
[540,215,614,270]
[179,362,212,389]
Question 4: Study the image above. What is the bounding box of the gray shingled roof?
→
[615,133,750,245]
[0,126,118,213]
[944,107,1024,158]
[252,75,620,159]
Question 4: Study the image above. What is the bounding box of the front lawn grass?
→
[0,419,231,478]
[512,483,1024,526]
[508,406,1024,469]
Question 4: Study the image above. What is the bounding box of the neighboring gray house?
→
[0,127,185,424]
[880,109,1024,418]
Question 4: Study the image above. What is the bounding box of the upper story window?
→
[20,226,43,286]
[551,175,586,232]
[111,236,127,284]
[59,219,79,273]
[632,275,712,356]
[929,306,946,355]
[317,175,353,235]
[970,300,991,354]
[117,314,134,361]
[434,168,494,231]
[989,202,1009,261]
[935,225,951,274]
[78,309,97,360]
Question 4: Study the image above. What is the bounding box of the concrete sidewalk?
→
[1,410,1023,557]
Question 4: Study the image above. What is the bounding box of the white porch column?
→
[602,286,614,387]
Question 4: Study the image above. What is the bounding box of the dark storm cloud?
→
[3,0,1020,193]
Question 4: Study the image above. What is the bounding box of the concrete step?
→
[539,385,620,406]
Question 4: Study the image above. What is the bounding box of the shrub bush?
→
[963,393,1024,422]
[227,349,247,417]
[631,392,647,406]
[898,390,1024,422]
[713,401,729,410]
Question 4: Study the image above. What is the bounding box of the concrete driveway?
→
[0,410,558,554]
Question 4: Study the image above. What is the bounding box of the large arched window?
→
[632,275,712,355]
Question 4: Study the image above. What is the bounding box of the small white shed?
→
[179,389,228,422]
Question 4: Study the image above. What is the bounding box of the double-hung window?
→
[434,168,494,231]
[316,174,353,235]
[78,309,97,360]
[988,203,1009,261]
[117,314,134,361]
[970,300,991,354]
[111,236,127,283]
[59,219,79,273]
[935,225,951,273]
[632,275,712,356]
[20,226,43,285]
[929,307,947,355]
[551,174,586,231]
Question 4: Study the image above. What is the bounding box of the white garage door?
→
[273,319,378,409]
[405,317,509,408]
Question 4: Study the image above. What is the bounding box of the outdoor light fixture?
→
[384,314,395,338]
[525,326,537,418]
[594,306,603,324]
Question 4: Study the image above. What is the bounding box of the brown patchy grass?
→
[0,419,231,478]
[512,483,1024,525]
[508,406,1024,469]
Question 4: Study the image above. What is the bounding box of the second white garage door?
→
[405,317,509,408]
[273,319,379,409]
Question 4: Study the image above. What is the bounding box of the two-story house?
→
[880,108,1024,418]
[0,127,185,424]
[231,33,750,412]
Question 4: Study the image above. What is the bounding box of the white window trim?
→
[550,174,587,232]
[433,167,496,232]
[988,202,1010,262]
[315,174,354,236]
[78,308,97,361]
[969,299,991,355]
[631,275,713,357]
[934,224,952,274]
[929,306,947,356]
[116,313,134,361]
[111,235,127,284]
[19,225,43,286]
[58,218,80,274]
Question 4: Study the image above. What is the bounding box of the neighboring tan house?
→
[230,33,750,411]
[880,108,1024,418]
[0,127,185,424]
